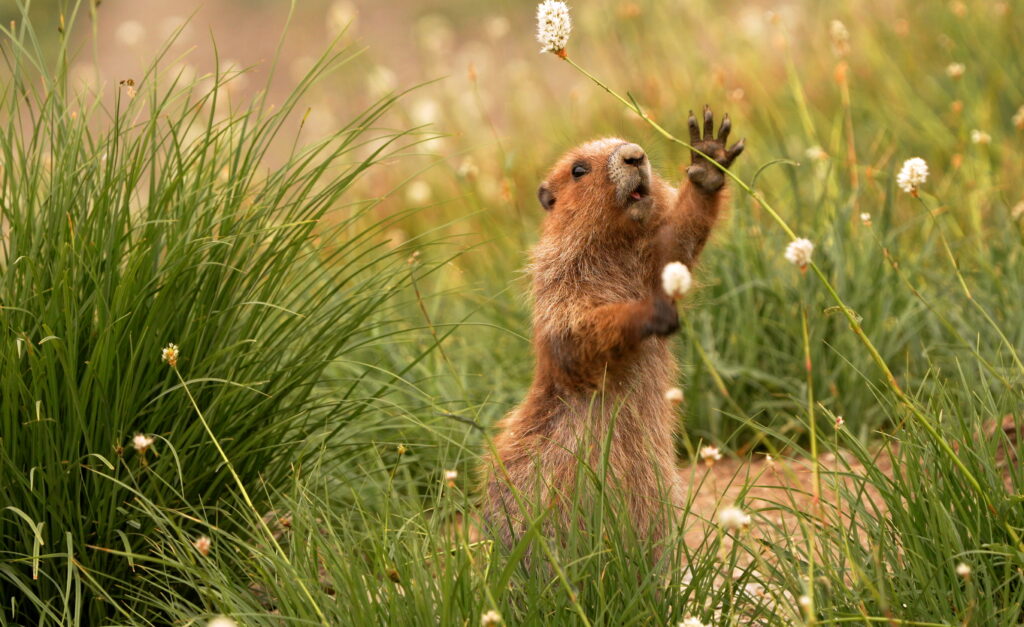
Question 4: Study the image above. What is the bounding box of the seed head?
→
[161,343,180,367]
[1013,105,1024,131]
[480,609,503,626]
[828,20,850,57]
[132,433,154,454]
[444,469,458,487]
[945,62,965,78]
[859,212,872,226]
[784,238,814,269]
[896,157,928,195]
[536,1,572,55]
[717,505,751,531]
[970,129,991,145]
[699,445,722,465]
[805,145,828,161]
[955,562,971,578]
[664,387,684,405]
[661,262,693,299]
[397,444,408,456]
[194,535,211,556]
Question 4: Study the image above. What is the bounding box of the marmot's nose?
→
[619,143,646,167]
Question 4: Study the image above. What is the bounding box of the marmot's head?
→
[537,138,665,227]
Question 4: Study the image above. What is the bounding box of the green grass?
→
[2,0,1024,624]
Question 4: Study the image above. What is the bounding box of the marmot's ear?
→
[537,184,556,211]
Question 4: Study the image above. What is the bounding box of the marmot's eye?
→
[571,162,590,179]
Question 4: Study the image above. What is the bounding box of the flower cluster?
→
[970,129,991,145]
[784,238,814,269]
[536,1,571,54]
[945,62,965,78]
[194,535,212,556]
[664,387,684,405]
[161,343,180,367]
[132,433,154,454]
[717,505,751,530]
[896,157,928,195]
[699,445,722,465]
[480,609,503,626]
[661,262,693,299]
[828,20,850,57]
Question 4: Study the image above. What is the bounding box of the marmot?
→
[482,106,744,546]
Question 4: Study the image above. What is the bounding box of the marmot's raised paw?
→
[643,296,680,337]
[686,105,745,194]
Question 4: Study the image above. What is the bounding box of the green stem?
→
[174,367,329,626]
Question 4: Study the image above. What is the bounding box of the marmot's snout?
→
[608,143,653,218]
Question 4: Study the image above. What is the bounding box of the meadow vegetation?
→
[1,0,1023,624]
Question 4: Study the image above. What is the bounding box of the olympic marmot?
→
[482,106,744,547]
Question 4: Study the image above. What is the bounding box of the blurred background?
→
[7,0,1023,445]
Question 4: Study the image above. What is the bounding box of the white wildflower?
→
[1013,105,1024,130]
[828,20,850,57]
[784,238,814,268]
[485,16,511,41]
[679,618,708,627]
[444,469,458,486]
[480,609,503,626]
[955,562,971,578]
[834,415,845,429]
[115,21,146,47]
[945,62,965,78]
[970,129,991,145]
[717,505,751,531]
[798,594,812,611]
[405,181,432,205]
[457,157,480,180]
[132,434,154,453]
[664,387,684,405]
[536,1,572,55]
[327,1,358,37]
[700,445,722,465]
[661,262,693,299]
[194,535,212,556]
[206,617,236,627]
[896,157,928,195]
[859,212,872,226]
[805,145,828,161]
[160,343,180,367]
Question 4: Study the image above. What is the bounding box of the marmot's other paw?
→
[643,297,680,337]
[686,105,745,194]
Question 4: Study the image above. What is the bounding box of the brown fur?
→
[482,109,744,547]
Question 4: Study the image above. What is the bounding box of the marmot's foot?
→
[643,296,680,337]
[686,105,745,194]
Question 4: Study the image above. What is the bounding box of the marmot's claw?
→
[727,138,745,162]
[644,297,680,337]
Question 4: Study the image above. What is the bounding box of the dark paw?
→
[643,297,680,337]
[686,105,745,194]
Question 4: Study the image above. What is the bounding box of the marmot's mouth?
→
[627,181,650,203]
